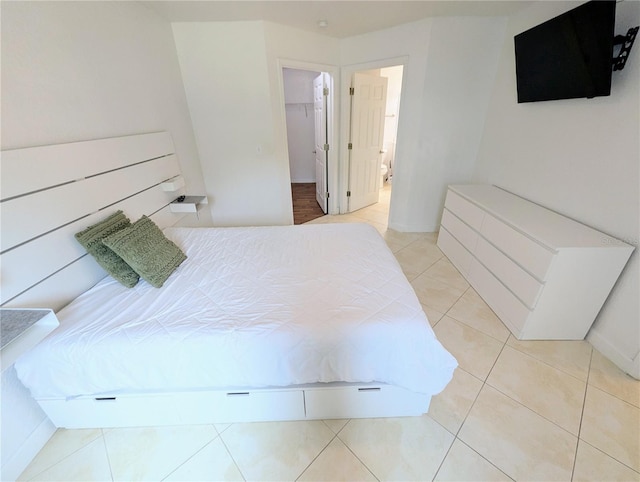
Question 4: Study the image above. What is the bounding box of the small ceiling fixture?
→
[317,20,328,29]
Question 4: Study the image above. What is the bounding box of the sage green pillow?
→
[102,216,186,288]
[74,211,140,288]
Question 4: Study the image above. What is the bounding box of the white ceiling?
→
[143,1,532,38]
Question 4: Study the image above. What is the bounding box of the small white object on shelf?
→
[170,195,207,213]
[1,309,59,369]
[160,176,185,192]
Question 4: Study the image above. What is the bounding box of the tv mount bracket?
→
[613,26,639,71]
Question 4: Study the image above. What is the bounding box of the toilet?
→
[380,164,388,188]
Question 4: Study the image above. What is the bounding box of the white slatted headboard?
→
[1,132,185,311]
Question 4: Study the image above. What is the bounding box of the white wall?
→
[284,69,318,183]
[341,17,507,231]
[473,1,640,377]
[0,2,209,478]
[1,1,209,227]
[173,21,340,225]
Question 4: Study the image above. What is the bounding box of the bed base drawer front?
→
[304,385,430,420]
[178,390,305,424]
[38,395,181,429]
[437,227,473,276]
[38,390,306,429]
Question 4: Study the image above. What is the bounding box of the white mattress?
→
[15,223,457,399]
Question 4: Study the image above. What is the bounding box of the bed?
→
[3,132,456,428]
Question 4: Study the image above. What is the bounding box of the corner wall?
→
[0,2,209,478]
[340,17,507,231]
[473,1,640,377]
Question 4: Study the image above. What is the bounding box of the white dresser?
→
[437,184,634,340]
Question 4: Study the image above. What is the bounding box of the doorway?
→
[282,67,332,224]
[346,65,404,215]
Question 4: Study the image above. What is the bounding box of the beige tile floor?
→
[19,185,640,481]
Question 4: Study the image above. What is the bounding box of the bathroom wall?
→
[283,68,319,183]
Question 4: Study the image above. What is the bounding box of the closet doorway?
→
[283,67,332,224]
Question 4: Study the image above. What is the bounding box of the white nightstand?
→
[1,309,59,370]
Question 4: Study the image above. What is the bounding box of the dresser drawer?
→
[441,208,478,252]
[468,258,531,335]
[438,226,473,276]
[474,237,544,309]
[480,215,554,281]
[444,190,485,231]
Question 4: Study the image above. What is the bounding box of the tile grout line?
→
[159,426,223,481]
[438,327,514,480]
[216,428,248,482]
[571,348,594,481]
[100,429,115,482]
[333,420,381,482]
[293,428,339,481]
[20,429,104,481]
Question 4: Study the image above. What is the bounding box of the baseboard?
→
[1,418,56,482]
[291,179,316,184]
[388,220,438,233]
[587,330,640,380]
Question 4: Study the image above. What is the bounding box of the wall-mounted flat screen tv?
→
[514,0,616,103]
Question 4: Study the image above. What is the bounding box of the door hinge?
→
[323,87,329,96]
[326,192,330,198]
[349,87,354,95]
[323,143,330,151]
[347,191,351,197]
[348,142,353,150]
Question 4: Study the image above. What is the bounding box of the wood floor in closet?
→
[291,183,325,225]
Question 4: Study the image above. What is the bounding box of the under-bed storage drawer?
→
[178,389,306,424]
[39,389,306,428]
[304,384,430,419]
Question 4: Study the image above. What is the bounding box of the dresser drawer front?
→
[474,237,544,309]
[468,258,531,335]
[445,190,485,231]
[438,227,473,276]
[441,208,478,251]
[480,215,554,280]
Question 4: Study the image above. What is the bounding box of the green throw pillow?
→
[74,211,140,288]
[102,216,186,288]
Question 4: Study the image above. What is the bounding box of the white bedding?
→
[15,223,457,400]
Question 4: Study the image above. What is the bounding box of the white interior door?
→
[314,73,328,214]
[348,73,388,212]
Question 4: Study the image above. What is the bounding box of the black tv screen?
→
[514,0,616,103]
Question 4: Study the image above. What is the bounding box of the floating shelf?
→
[170,195,207,213]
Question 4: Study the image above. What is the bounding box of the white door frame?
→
[339,56,408,214]
[277,59,340,215]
